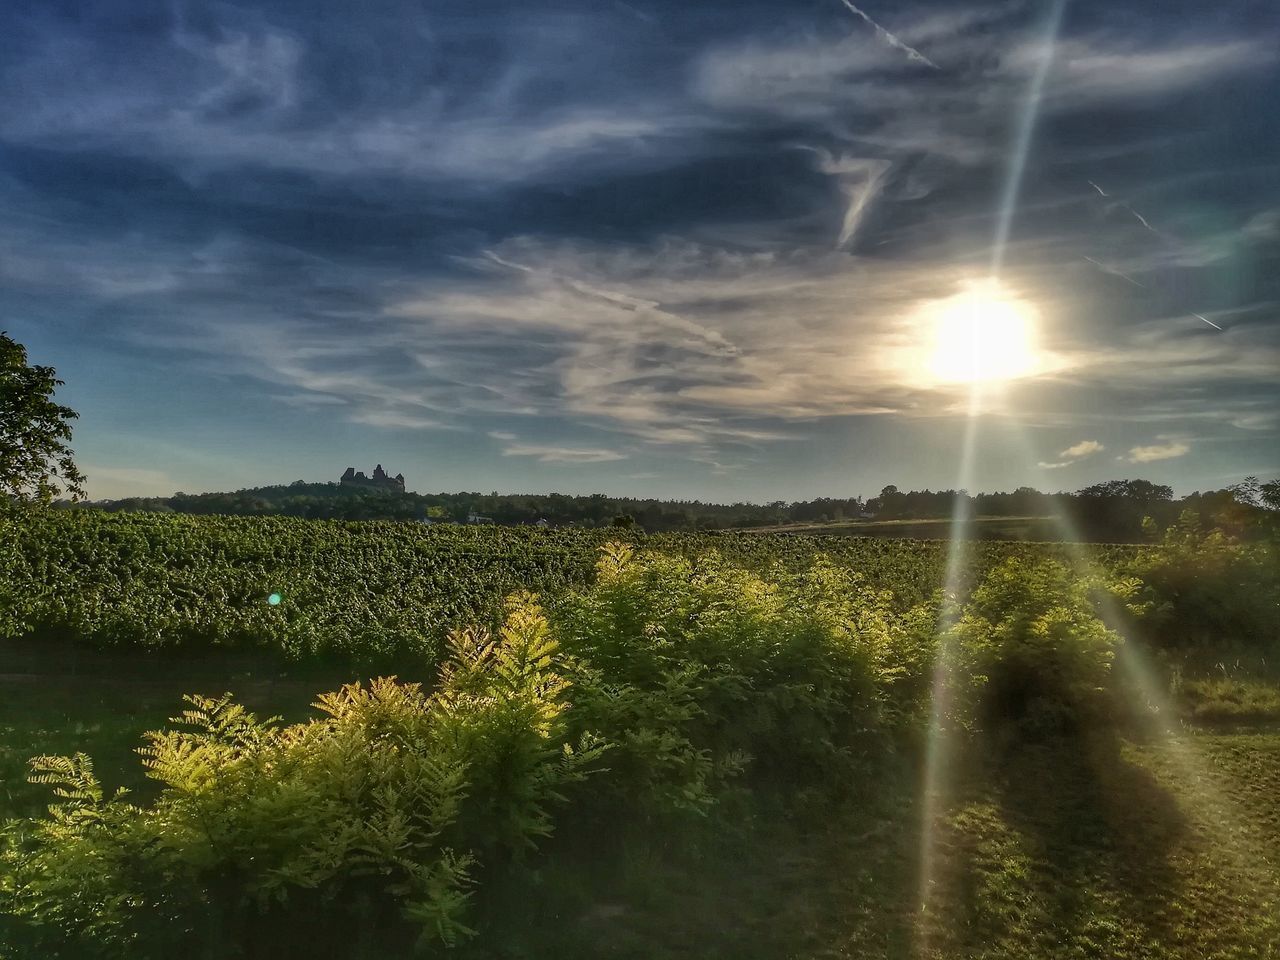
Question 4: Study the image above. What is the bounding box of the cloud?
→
[1033,39,1274,107]
[1128,441,1191,464]
[501,442,628,463]
[1062,439,1104,459]
[695,26,1274,180]
[1037,438,1104,469]
[0,13,710,188]
[2,0,1276,495]
[798,149,893,248]
[273,393,349,409]
[10,208,1274,474]
[1243,209,1280,242]
[346,410,444,430]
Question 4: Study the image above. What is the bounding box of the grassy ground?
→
[540,727,1280,960]
[4,679,1278,959]
[0,678,319,821]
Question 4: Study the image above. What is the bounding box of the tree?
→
[1261,478,1280,512]
[0,332,86,504]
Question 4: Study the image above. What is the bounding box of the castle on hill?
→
[340,464,405,493]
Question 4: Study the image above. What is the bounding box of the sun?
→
[925,283,1040,385]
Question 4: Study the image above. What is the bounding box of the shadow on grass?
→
[926,729,1189,957]
[465,762,926,960]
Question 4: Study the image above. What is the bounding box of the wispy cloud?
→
[501,442,627,463]
[347,410,446,430]
[799,149,893,249]
[1128,441,1190,464]
[0,14,708,188]
[273,393,349,409]
[1035,39,1274,107]
[1062,439,1104,459]
[1038,438,1104,469]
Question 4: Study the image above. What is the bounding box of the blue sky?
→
[2,0,1277,500]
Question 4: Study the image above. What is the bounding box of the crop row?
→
[0,510,1140,667]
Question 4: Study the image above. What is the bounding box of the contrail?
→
[1085,182,1220,330]
[1083,256,1147,288]
[1088,179,1162,238]
[836,0,939,69]
[1127,207,1156,232]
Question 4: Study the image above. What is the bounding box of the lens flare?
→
[267,592,282,606]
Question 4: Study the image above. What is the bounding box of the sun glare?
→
[926,284,1040,385]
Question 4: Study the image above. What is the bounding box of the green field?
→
[2,509,1277,958]
[0,509,1142,666]
[742,515,1068,541]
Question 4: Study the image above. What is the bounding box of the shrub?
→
[1130,510,1279,659]
[942,557,1133,736]
[1,596,603,958]
[551,544,925,816]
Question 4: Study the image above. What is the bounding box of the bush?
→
[552,545,927,816]
[943,557,1134,737]
[1,596,603,958]
[1130,510,1280,659]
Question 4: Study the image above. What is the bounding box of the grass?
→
[1175,676,1280,724]
[6,675,1279,958]
[0,678,317,821]
[530,728,1280,959]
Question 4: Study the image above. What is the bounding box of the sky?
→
[2,0,1278,502]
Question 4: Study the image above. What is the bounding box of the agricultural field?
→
[740,515,1067,541]
[0,509,1142,667]
[1,508,1278,959]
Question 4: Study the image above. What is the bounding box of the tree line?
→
[72,475,1279,541]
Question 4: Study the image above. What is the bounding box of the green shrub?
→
[1130,510,1279,659]
[1,596,603,958]
[943,557,1134,736]
[552,544,926,815]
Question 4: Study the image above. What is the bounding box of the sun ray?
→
[915,381,982,951]
[917,3,1069,948]
[990,0,1068,276]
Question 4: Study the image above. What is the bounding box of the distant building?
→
[340,464,406,493]
[466,511,494,525]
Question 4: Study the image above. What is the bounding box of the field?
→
[1,509,1277,959]
[741,515,1066,541]
[0,510,1142,667]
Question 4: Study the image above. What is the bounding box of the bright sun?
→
[926,284,1040,385]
